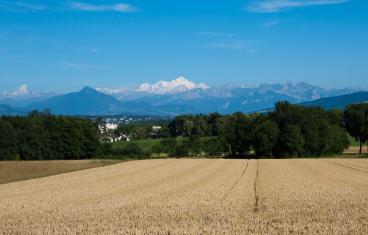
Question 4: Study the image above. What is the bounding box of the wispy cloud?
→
[0,1,138,13]
[67,2,137,12]
[0,1,46,11]
[198,30,254,52]
[207,42,245,50]
[261,19,281,28]
[247,0,349,13]
[198,32,235,38]
[16,2,46,10]
[61,62,92,69]
[199,31,255,52]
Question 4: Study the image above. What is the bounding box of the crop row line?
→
[324,160,368,175]
[253,160,259,213]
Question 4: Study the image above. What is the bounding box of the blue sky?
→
[0,0,367,92]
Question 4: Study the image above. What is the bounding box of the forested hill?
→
[302,92,368,109]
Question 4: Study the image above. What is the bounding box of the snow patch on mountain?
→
[0,85,57,108]
[138,77,209,95]
[2,84,30,97]
[96,87,130,95]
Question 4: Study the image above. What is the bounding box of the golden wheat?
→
[0,158,367,234]
[0,160,119,184]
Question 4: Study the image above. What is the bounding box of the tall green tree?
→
[344,104,368,154]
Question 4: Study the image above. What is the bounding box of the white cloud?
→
[138,77,209,95]
[68,2,136,12]
[247,0,349,13]
[261,19,281,28]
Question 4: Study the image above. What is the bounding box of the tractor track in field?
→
[221,160,249,201]
[324,160,368,175]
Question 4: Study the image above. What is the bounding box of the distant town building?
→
[98,123,118,133]
[99,134,130,143]
[152,126,162,132]
[106,123,118,131]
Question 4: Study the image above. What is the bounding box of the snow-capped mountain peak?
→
[9,84,29,97]
[137,77,209,95]
[1,84,32,98]
[96,87,129,95]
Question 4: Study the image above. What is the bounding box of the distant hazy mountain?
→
[98,79,363,102]
[302,91,368,109]
[97,79,364,114]
[1,79,367,116]
[0,104,26,116]
[28,87,199,116]
[96,76,209,100]
[0,84,55,108]
[29,87,123,116]
[126,87,300,114]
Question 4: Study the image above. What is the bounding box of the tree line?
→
[0,111,99,160]
[0,102,367,160]
[156,102,368,158]
[115,120,170,139]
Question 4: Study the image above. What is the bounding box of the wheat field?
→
[0,160,119,184]
[1,158,368,234]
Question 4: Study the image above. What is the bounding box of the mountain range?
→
[302,91,368,109]
[1,78,367,116]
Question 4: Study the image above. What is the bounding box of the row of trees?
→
[151,137,225,157]
[168,113,222,137]
[1,102,366,160]
[166,102,368,158]
[0,111,100,160]
[99,142,150,160]
[116,121,170,139]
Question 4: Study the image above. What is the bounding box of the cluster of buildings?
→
[97,122,130,143]
[96,116,163,143]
